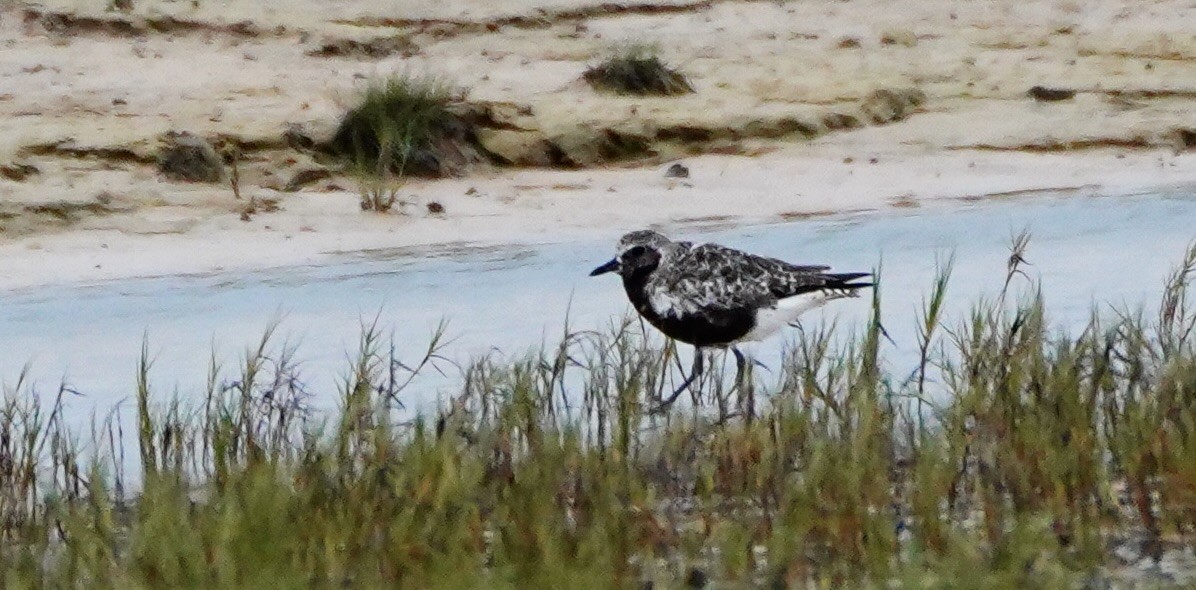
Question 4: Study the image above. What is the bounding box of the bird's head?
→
[589,230,673,278]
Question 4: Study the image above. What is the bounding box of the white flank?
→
[649,289,692,317]
[741,290,848,342]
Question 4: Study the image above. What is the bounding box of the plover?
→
[590,229,872,413]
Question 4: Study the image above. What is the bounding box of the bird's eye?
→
[626,246,646,258]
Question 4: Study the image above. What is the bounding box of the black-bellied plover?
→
[590,229,872,413]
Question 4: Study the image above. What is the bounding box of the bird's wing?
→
[650,243,857,316]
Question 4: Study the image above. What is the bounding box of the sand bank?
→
[2,0,1195,289]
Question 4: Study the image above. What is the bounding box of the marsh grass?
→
[583,44,695,96]
[330,75,458,212]
[3,241,1196,588]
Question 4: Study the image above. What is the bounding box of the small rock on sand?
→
[157,132,224,183]
[860,87,926,124]
[665,162,689,178]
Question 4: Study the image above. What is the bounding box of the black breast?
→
[621,273,755,348]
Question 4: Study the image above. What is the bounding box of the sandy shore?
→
[2,0,1195,290]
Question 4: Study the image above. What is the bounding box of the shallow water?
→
[2,190,1194,427]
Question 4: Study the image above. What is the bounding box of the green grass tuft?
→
[329,74,461,211]
[331,74,456,176]
[583,44,695,96]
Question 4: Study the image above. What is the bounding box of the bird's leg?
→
[688,358,705,408]
[731,346,753,423]
[651,348,704,416]
[732,346,747,380]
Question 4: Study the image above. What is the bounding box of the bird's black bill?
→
[589,258,619,276]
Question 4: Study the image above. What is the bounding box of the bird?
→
[589,229,873,414]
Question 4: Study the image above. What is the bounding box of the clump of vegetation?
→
[583,44,695,96]
[2,240,1196,588]
[329,74,465,211]
[157,131,224,183]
